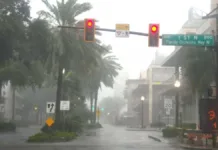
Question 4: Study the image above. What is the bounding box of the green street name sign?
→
[162,34,215,46]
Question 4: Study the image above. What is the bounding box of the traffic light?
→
[199,98,218,133]
[84,19,95,42]
[148,24,160,47]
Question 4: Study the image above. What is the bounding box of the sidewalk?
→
[126,127,162,132]
[147,132,215,150]
[147,131,178,144]
[179,144,213,150]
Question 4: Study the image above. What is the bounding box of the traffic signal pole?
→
[202,5,218,148]
[58,26,163,38]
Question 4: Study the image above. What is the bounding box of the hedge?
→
[0,122,16,132]
[27,131,76,143]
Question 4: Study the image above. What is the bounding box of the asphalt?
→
[0,124,182,150]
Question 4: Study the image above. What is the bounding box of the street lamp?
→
[174,80,181,88]
[174,79,180,128]
[141,96,145,128]
[62,68,65,74]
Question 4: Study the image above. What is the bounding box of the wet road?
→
[0,124,181,150]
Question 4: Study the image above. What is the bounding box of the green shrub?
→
[41,117,83,134]
[181,123,196,129]
[162,127,179,137]
[41,123,56,133]
[85,123,103,129]
[27,131,76,143]
[0,122,16,132]
[15,121,29,127]
[150,122,166,128]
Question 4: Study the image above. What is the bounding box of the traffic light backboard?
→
[84,19,95,42]
[148,24,160,47]
[199,98,218,133]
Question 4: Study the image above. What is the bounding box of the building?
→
[0,82,24,122]
[160,6,213,127]
[125,63,175,127]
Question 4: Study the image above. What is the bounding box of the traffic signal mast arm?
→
[58,25,163,39]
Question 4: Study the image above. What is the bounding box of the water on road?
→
[0,124,181,150]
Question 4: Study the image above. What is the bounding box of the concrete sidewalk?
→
[147,131,178,144]
[126,127,162,132]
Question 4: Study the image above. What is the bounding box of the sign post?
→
[60,101,70,130]
[96,108,100,123]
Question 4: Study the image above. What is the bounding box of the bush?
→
[15,121,29,127]
[162,127,179,138]
[181,123,196,129]
[0,122,16,132]
[85,123,103,129]
[150,122,166,128]
[41,116,83,134]
[27,131,77,143]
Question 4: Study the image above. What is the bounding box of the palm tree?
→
[0,18,52,121]
[84,46,122,123]
[39,0,107,124]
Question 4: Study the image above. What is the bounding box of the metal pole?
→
[141,100,144,128]
[212,11,218,148]
[175,66,179,127]
[58,26,163,38]
[202,6,218,148]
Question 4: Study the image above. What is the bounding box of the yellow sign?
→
[116,24,129,31]
[153,82,162,85]
[96,109,100,117]
[46,117,54,127]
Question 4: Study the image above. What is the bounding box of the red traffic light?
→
[86,19,93,28]
[151,25,157,32]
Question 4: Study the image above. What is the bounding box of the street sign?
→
[46,117,54,127]
[115,24,129,37]
[162,34,214,46]
[164,98,172,109]
[0,104,4,113]
[46,102,55,113]
[60,101,70,111]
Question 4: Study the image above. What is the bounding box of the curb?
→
[126,128,161,132]
[148,135,162,142]
[179,144,212,150]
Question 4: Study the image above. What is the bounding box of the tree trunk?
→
[12,86,15,121]
[55,62,63,125]
[90,92,93,123]
[94,90,98,124]
[0,81,3,121]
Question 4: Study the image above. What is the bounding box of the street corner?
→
[148,135,162,142]
[179,144,212,150]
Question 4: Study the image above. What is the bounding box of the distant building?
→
[113,71,129,98]
[1,82,24,122]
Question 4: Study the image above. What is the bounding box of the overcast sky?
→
[30,0,210,99]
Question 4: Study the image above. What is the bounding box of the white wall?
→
[2,82,13,121]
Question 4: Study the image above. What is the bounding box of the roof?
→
[126,79,147,85]
[161,19,211,67]
[182,19,207,29]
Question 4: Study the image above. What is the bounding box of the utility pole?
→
[175,66,179,127]
[202,5,218,148]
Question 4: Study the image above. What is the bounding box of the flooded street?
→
[0,124,181,150]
